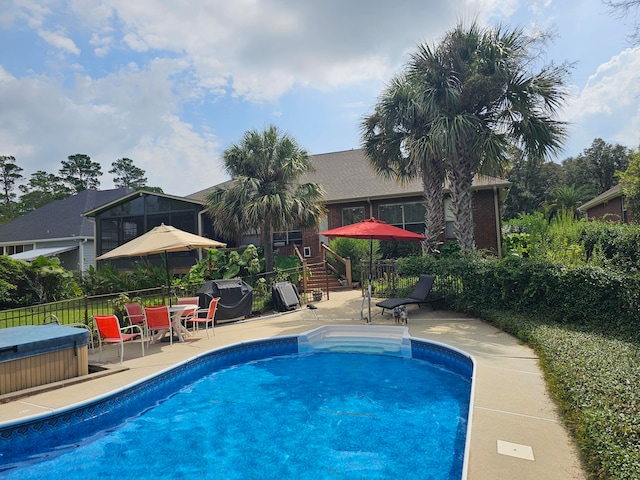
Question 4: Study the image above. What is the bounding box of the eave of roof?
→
[578,184,624,211]
[83,189,205,217]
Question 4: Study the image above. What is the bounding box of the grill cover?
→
[196,278,253,322]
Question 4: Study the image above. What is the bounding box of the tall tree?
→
[18,171,72,214]
[362,74,445,252]
[617,146,640,220]
[204,125,325,273]
[0,155,23,223]
[605,0,640,44]
[563,138,629,195]
[109,157,147,189]
[504,151,566,219]
[403,23,568,249]
[59,154,102,193]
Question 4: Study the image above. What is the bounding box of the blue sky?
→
[1,0,639,196]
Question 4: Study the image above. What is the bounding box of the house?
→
[83,190,216,273]
[578,184,634,223]
[188,149,511,257]
[1,149,511,275]
[0,188,133,272]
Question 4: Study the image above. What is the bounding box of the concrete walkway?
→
[0,290,585,479]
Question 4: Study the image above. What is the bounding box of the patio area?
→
[0,289,585,479]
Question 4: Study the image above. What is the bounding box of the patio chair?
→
[176,297,199,326]
[144,305,174,345]
[191,297,220,338]
[124,302,147,336]
[375,274,436,315]
[93,314,145,364]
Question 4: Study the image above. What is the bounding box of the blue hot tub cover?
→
[0,324,89,363]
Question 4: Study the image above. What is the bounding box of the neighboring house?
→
[188,149,511,258]
[578,184,634,224]
[0,188,134,272]
[83,190,215,273]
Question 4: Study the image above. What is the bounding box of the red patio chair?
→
[144,305,174,345]
[176,297,199,326]
[192,297,220,338]
[94,314,145,364]
[124,302,147,335]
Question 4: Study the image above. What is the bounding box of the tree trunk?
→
[263,221,274,274]
[447,155,476,251]
[421,164,445,253]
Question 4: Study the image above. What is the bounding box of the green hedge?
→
[396,254,640,479]
[397,254,640,342]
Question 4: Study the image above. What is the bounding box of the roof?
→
[9,245,78,261]
[0,188,134,243]
[83,189,205,217]
[186,148,511,203]
[578,184,624,212]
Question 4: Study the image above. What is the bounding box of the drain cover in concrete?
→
[497,440,535,461]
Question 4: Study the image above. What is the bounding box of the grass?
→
[478,308,640,480]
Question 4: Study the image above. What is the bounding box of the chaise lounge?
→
[376,274,436,315]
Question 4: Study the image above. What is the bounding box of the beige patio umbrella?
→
[97,223,226,304]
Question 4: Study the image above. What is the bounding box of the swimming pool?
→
[0,326,474,478]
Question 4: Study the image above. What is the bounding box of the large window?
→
[97,194,201,255]
[379,201,425,234]
[273,230,302,246]
[342,206,365,225]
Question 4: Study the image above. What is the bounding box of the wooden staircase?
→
[303,257,345,293]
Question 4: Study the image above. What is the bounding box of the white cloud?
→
[1,0,638,196]
[38,28,80,55]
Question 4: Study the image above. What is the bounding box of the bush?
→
[0,255,80,308]
[328,237,379,283]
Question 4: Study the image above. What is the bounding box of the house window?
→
[342,206,365,225]
[2,244,33,255]
[379,201,426,233]
[273,230,303,246]
[100,219,120,254]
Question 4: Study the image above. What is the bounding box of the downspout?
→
[78,238,88,274]
[367,198,373,218]
[493,186,503,258]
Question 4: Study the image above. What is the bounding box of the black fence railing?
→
[361,259,461,300]
[0,266,312,330]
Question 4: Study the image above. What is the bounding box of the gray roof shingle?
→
[0,188,134,243]
[187,148,510,202]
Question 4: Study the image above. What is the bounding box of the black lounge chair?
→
[376,274,436,314]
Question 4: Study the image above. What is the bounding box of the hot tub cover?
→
[0,324,89,363]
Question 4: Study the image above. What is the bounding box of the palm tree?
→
[205,125,325,274]
[548,184,594,218]
[402,22,568,250]
[362,74,446,252]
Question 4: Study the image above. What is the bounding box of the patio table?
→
[150,305,197,343]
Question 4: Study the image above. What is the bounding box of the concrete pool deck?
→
[0,290,585,479]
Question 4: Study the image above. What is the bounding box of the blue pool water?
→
[3,351,470,479]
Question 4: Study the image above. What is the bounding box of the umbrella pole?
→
[367,238,372,324]
[164,251,172,307]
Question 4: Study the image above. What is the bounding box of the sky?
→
[1,0,639,197]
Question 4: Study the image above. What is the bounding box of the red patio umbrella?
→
[319,217,425,322]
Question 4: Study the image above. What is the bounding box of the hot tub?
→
[0,324,89,395]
